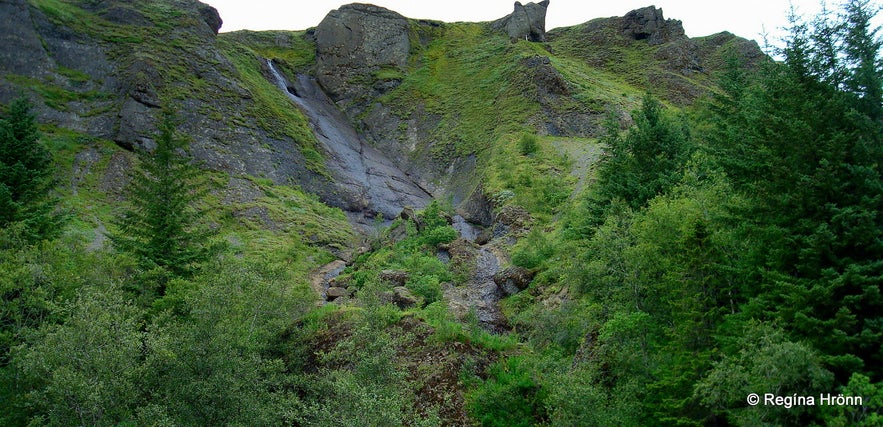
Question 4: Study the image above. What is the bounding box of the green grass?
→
[29,0,145,44]
[217,38,327,175]
[380,23,540,162]
[6,74,112,112]
[220,30,317,72]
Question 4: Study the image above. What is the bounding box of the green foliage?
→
[407,274,443,305]
[593,93,694,214]
[695,322,835,426]
[111,110,217,286]
[11,284,145,426]
[0,97,64,245]
[297,296,440,426]
[517,133,539,156]
[382,24,539,162]
[467,356,546,426]
[510,228,555,270]
[706,0,883,381]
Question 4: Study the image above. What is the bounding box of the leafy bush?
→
[406,274,443,306]
[517,133,539,156]
[510,228,555,270]
[467,357,546,426]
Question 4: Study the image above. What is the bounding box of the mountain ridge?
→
[0,0,764,239]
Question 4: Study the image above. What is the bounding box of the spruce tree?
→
[707,0,883,381]
[592,94,694,211]
[0,97,62,244]
[111,109,215,288]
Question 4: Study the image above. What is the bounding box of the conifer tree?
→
[599,94,693,208]
[0,97,62,244]
[112,109,215,288]
[707,0,883,381]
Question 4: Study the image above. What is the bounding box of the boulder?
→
[390,286,420,309]
[380,269,410,286]
[496,205,532,234]
[493,266,536,295]
[325,286,350,300]
[491,1,550,42]
[315,4,410,103]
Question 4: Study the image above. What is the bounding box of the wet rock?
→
[491,1,550,42]
[311,260,348,301]
[265,67,431,223]
[458,186,495,227]
[493,266,536,296]
[380,269,410,286]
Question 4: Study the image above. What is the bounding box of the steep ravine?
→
[266,60,432,228]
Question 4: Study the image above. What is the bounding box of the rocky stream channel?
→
[310,216,526,333]
[269,59,532,333]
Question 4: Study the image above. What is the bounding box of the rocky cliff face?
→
[0,0,766,233]
[0,0,339,212]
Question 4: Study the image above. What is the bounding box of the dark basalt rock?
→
[197,3,223,34]
[491,1,550,42]
[315,3,410,104]
[621,6,685,45]
[493,266,536,295]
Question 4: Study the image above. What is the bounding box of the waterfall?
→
[263,59,432,228]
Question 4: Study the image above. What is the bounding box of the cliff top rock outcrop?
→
[491,1,550,42]
[314,3,410,104]
[621,6,685,45]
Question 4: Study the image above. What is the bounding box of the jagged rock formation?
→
[621,6,685,45]
[315,3,410,105]
[491,0,550,42]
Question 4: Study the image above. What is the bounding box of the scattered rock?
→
[100,151,132,200]
[491,1,550,42]
[328,275,352,289]
[380,269,410,286]
[493,266,536,295]
[496,205,533,234]
[310,260,348,301]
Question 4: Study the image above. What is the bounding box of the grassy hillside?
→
[10,1,877,426]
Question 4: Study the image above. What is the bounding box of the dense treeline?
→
[492,1,882,425]
[1,1,881,426]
